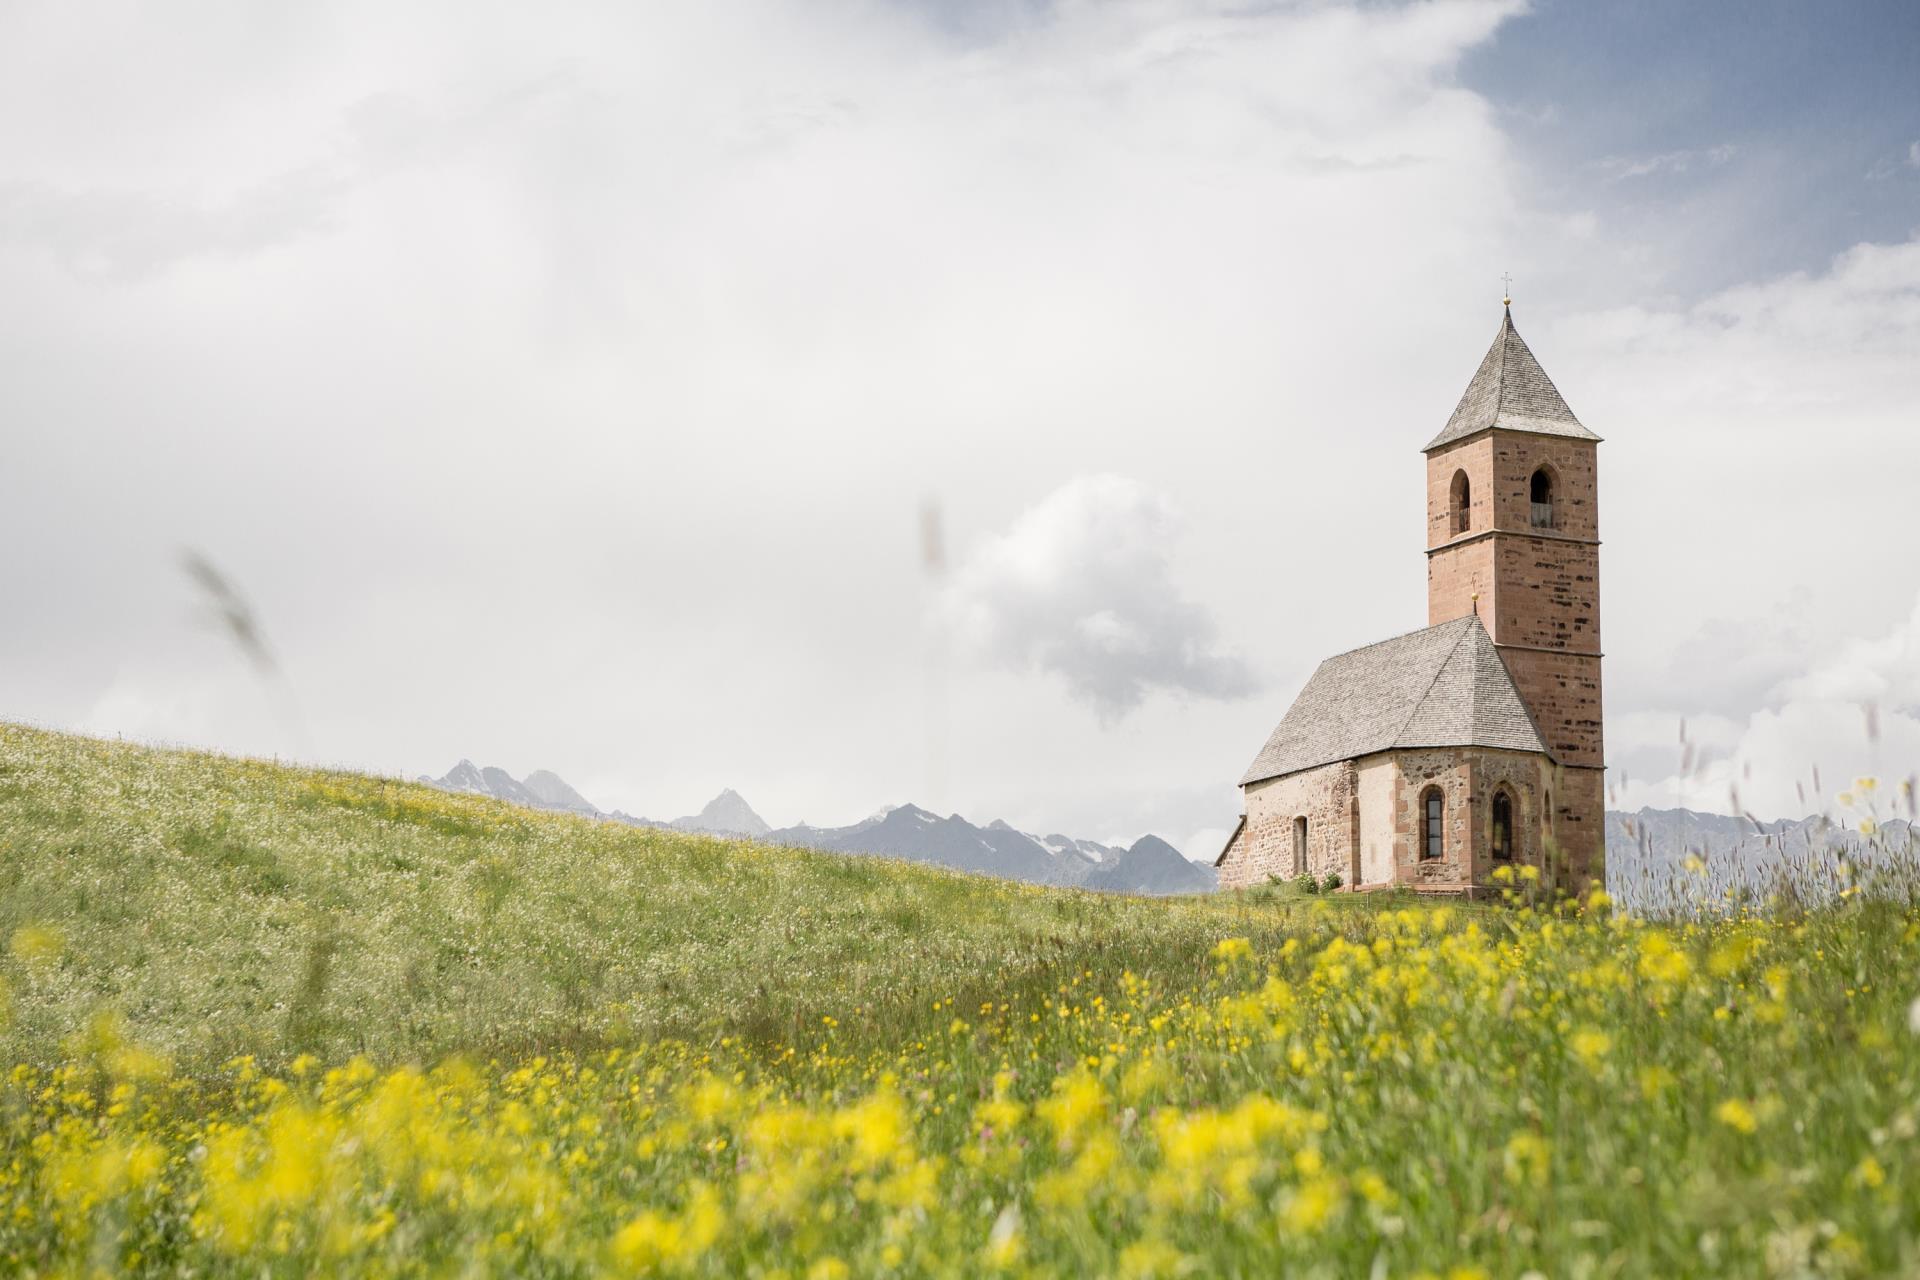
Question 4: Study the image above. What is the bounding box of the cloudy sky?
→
[4,0,1919,856]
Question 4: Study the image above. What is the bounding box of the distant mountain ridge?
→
[759,806,1214,893]
[671,789,768,838]
[419,763,1215,895]
[426,767,1901,907]
[1605,805,1917,910]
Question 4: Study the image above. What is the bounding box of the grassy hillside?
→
[2,723,1917,1277]
[0,722,1309,1070]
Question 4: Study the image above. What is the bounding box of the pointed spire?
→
[1423,309,1600,452]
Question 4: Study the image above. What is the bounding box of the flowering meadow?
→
[2,725,1919,1276]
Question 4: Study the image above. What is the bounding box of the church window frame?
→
[1529,465,1555,529]
[1420,787,1444,860]
[1292,815,1308,875]
[1490,788,1515,861]
[1450,469,1472,534]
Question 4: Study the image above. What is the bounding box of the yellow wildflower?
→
[1036,1070,1107,1151]
[1570,1028,1612,1069]
[1638,1065,1676,1100]
[9,923,64,965]
[1503,1132,1549,1188]
[1212,937,1253,971]
[1118,1237,1187,1279]
[1637,933,1692,985]
[1715,1099,1758,1135]
[1281,1174,1345,1233]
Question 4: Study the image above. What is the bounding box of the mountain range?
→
[420,762,1215,895]
[1605,805,1916,911]
[423,761,1915,906]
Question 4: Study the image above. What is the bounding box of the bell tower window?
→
[1450,470,1471,534]
[1530,467,1554,529]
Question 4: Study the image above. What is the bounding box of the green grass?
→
[4,721,1917,1277]
[0,721,1341,1072]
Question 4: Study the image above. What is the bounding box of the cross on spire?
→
[1501,272,1513,307]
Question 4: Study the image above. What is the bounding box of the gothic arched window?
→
[1530,467,1554,529]
[1421,787,1444,860]
[1450,470,1471,534]
[1293,816,1308,875]
[1491,790,1514,861]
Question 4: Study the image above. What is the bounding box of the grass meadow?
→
[1,721,1917,1276]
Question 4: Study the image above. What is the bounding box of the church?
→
[1216,304,1604,896]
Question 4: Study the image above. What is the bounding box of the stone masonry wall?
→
[1547,762,1606,889]
[1223,748,1592,895]
[1354,756,1397,886]
[1427,431,1600,545]
[1461,749,1547,884]
[1492,537,1599,654]
[1218,761,1353,890]
[1488,432,1598,540]
[1499,648,1603,769]
[1388,748,1553,890]
[1425,429,1604,851]
[1425,445,1495,547]
[1426,536,1496,629]
[1389,750,1475,889]
[1425,433,1601,655]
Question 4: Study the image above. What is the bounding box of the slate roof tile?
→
[1239,615,1550,786]
[1424,308,1600,451]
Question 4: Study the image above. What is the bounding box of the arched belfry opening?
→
[1450,470,1471,534]
[1530,466,1554,529]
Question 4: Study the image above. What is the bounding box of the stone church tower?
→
[1423,304,1605,885]
[1216,305,1604,895]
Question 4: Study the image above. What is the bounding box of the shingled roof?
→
[1423,308,1601,452]
[1239,615,1550,787]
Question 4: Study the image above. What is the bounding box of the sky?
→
[3,0,1919,859]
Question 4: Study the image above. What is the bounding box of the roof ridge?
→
[1390,617,1476,749]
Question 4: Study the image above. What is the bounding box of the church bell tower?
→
[1423,304,1604,883]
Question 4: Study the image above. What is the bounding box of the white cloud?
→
[2,0,1917,845]
[0,71,575,280]
[1179,826,1230,865]
[0,0,1530,836]
[1613,592,1920,822]
[1596,143,1736,182]
[1573,235,1920,820]
[941,475,1255,721]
